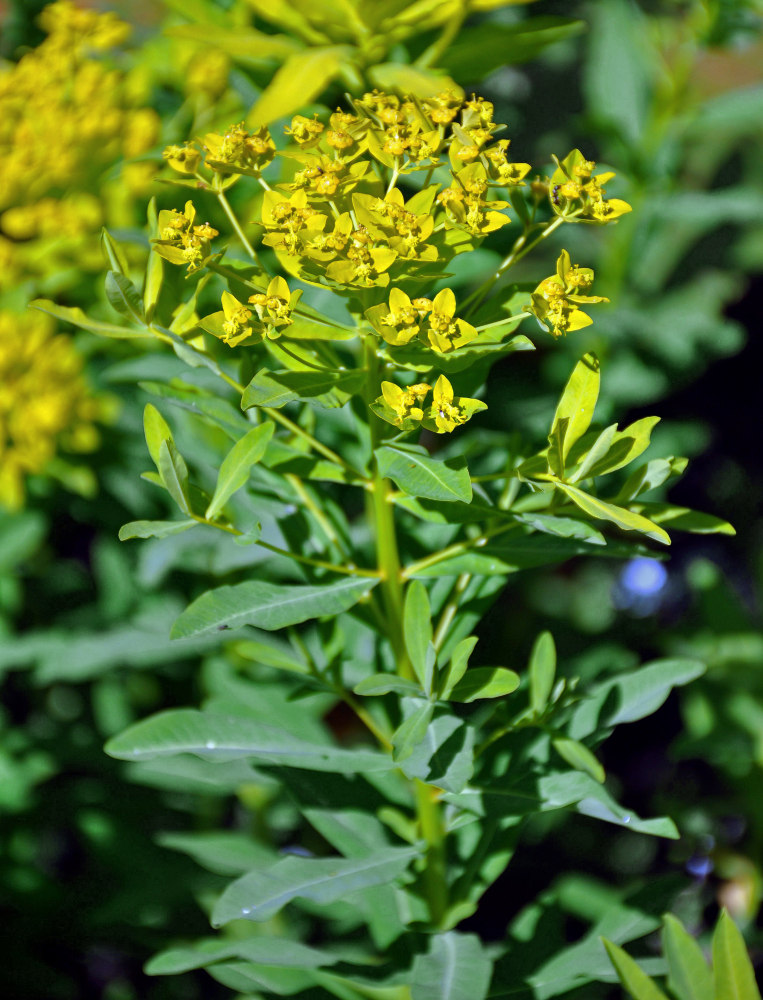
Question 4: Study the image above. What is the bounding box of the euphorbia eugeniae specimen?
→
[37,91,735,998]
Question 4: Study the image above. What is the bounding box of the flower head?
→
[527,250,609,338]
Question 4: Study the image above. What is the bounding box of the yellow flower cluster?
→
[0,1,159,283]
[527,250,609,338]
[157,90,630,435]
[0,311,100,509]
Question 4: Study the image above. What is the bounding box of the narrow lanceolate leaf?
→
[549,352,600,475]
[158,439,191,514]
[404,581,433,690]
[411,932,493,1000]
[105,270,146,325]
[118,519,196,541]
[603,939,670,1000]
[241,370,363,410]
[211,847,419,926]
[171,577,379,638]
[354,675,422,697]
[439,636,478,700]
[712,910,762,1000]
[143,404,172,470]
[449,667,520,703]
[105,709,392,774]
[662,914,713,1000]
[392,702,435,763]
[205,422,274,520]
[32,299,154,338]
[249,47,344,127]
[552,737,605,783]
[146,936,340,976]
[376,446,472,503]
[529,630,556,715]
[555,481,671,545]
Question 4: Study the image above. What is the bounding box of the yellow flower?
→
[549,150,632,224]
[0,310,100,509]
[421,289,478,354]
[203,123,275,174]
[154,201,218,273]
[423,375,487,435]
[373,381,431,430]
[527,250,609,338]
[162,143,201,175]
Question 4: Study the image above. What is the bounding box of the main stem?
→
[362,335,448,927]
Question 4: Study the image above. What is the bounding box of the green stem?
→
[362,335,448,927]
[402,521,520,578]
[462,215,565,317]
[215,187,259,263]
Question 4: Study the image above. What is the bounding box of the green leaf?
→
[392,702,435,763]
[633,503,735,536]
[31,299,153,338]
[143,403,172,470]
[439,636,478,700]
[101,227,130,275]
[147,936,339,976]
[249,47,345,126]
[441,16,586,77]
[369,62,461,99]
[569,658,705,740]
[376,446,472,503]
[404,581,434,690]
[398,712,475,793]
[105,270,146,325]
[106,709,392,774]
[584,417,661,479]
[355,675,423,697]
[234,639,309,675]
[158,439,191,514]
[170,577,380,638]
[555,482,671,546]
[118,519,196,541]
[552,737,605,783]
[165,23,298,60]
[450,667,520,703]
[211,846,419,926]
[241,369,364,409]
[603,939,670,1000]
[662,914,713,1000]
[411,932,493,1000]
[712,910,762,1000]
[157,831,274,875]
[144,199,163,322]
[549,353,600,476]
[206,422,274,520]
[529,631,556,715]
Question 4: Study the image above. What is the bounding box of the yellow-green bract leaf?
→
[602,939,671,1000]
[143,404,173,471]
[410,931,493,1000]
[144,199,163,323]
[449,667,520,703]
[662,914,713,1000]
[549,353,600,476]
[31,299,153,338]
[118,519,196,541]
[529,630,556,714]
[249,47,345,127]
[171,577,379,638]
[376,446,472,503]
[206,422,274,520]
[552,737,605,783]
[211,846,419,926]
[158,440,191,514]
[712,910,762,1000]
[404,581,433,689]
[369,62,462,99]
[555,481,671,546]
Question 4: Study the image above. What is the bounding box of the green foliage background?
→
[1,1,762,998]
